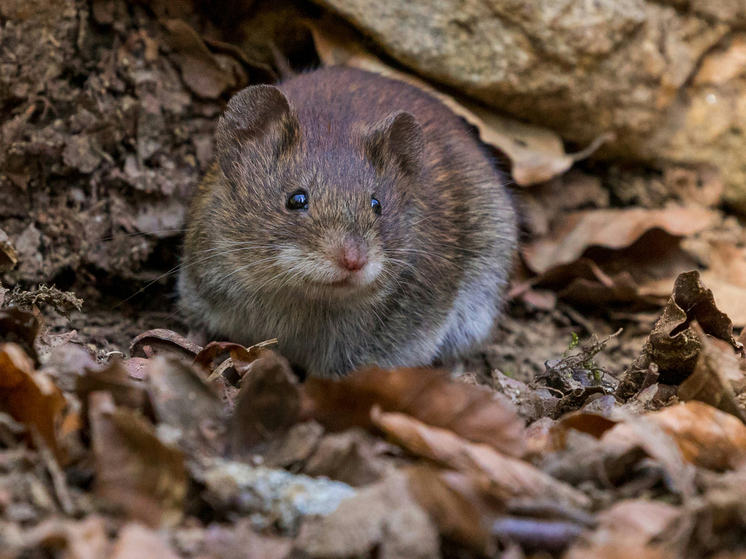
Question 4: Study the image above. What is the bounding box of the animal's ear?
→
[363,111,424,176]
[216,85,297,174]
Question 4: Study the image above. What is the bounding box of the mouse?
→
[179,66,518,378]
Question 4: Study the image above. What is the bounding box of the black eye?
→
[371,197,381,215]
[287,190,308,211]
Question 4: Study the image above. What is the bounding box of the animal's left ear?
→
[363,111,424,176]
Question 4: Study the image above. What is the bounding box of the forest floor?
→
[3,1,746,558]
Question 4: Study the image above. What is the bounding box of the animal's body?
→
[179,67,517,377]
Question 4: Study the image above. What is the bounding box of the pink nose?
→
[339,241,368,272]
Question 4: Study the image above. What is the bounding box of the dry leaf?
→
[523,207,715,275]
[565,499,680,559]
[200,520,293,559]
[699,241,746,327]
[0,342,67,462]
[293,472,439,559]
[129,328,201,361]
[307,16,599,186]
[263,421,325,470]
[618,271,740,399]
[229,351,300,457]
[76,359,153,419]
[161,19,245,99]
[646,401,746,471]
[678,324,746,422]
[146,357,227,459]
[112,524,179,559]
[406,465,498,556]
[302,428,394,487]
[89,392,187,527]
[371,408,590,510]
[302,366,525,457]
[19,517,110,559]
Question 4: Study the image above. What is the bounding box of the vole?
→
[179,67,517,377]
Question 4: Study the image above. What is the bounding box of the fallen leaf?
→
[372,408,590,510]
[646,401,746,471]
[302,366,525,457]
[76,359,153,420]
[161,19,245,99]
[89,391,187,527]
[698,241,746,327]
[617,271,740,398]
[146,357,228,459]
[229,351,300,457]
[307,16,601,186]
[112,524,179,559]
[565,499,680,559]
[129,329,201,361]
[678,323,746,422]
[293,471,439,559]
[264,421,325,469]
[0,343,67,462]
[523,207,715,275]
[19,517,110,559]
[302,428,395,487]
[406,465,498,556]
[200,520,293,559]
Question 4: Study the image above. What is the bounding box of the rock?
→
[312,0,746,210]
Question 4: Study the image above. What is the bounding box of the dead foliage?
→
[5,0,746,558]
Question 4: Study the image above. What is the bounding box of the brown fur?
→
[179,67,518,377]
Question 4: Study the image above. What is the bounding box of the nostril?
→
[340,242,368,272]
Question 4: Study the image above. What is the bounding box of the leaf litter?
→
[6,1,746,558]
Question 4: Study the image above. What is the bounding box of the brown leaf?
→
[112,524,179,559]
[129,328,201,361]
[302,428,395,487]
[617,271,740,398]
[565,499,680,559]
[229,351,300,457]
[161,19,244,99]
[698,241,746,327]
[678,324,746,422]
[523,207,715,275]
[264,421,325,469]
[0,343,67,462]
[89,392,187,527]
[19,517,110,559]
[307,16,596,186]
[146,357,228,459]
[76,359,153,419]
[372,408,590,510]
[406,465,499,555]
[200,520,293,559]
[192,338,276,379]
[293,472,440,559]
[646,400,746,471]
[302,366,525,457]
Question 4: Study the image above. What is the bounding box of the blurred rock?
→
[313,0,746,210]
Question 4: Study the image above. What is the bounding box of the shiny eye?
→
[286,190,308,211]
[371,197,381,215]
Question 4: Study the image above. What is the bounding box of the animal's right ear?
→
[216,85,297,174]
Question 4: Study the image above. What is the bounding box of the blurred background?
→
[2,0,745,378]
